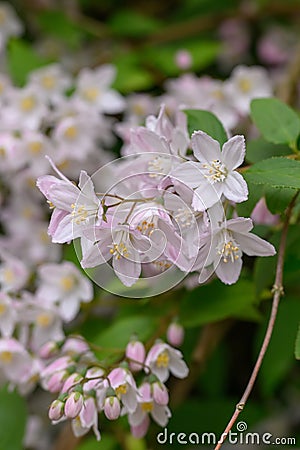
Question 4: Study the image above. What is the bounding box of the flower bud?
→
[175,49,192,70]
[166,322,184,347]
[49,399,65,421]
[39,341,59,359]
[64,392,84,419]
[61,372,83,394]
[152,382,169,406]
[125,340,145,372]
[47,370,67,393]
[104,396,121,420]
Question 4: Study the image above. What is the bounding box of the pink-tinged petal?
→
[198,265,215,284]
[233,232,276,257]
[215,258,243,285]
[81,397,97,427]
[131,127,170,154]
[191,130,221,163]
[51,215,73,243]
[151,404,171,427]
[48,182,79,211]
[226,217,253,233]
[112,256,141,287]
[151,366,169,383]
[192,181,222,211]
[71,419,89,438]
[36,175,59,198]
[223,171,248,203]
[131,414,150,438]
[128,405,145,427]
[123,387,138,413]
[48,209,68,238]
[81,239,112,268]
[80,278,93,302]
[171,161,203,188]
[221,135,246,170]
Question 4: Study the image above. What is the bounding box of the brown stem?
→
[214,192,299,450]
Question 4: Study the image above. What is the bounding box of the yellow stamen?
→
[156,351,169,368]
[20,96,36,112]
[0,351,12,363]
[36,313,52,327]
[115,384,127,396]
[64,126,78,140]
[29,141,43,154]
[0,304,7,315]
[83,87,100,102]
[60,276,75,292]
[141,401,153,412]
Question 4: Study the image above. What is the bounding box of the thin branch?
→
[214,192,299,450]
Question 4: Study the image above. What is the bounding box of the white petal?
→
[192,181,223,211]
[151,404,171,427]
[223,171,248,203]
[215,258,243,285]
[234,232,276,257]
[221,135,245,170]
[226,217,253,233]
[191,130,221,163]
[59,298,80,322]
[112,256,141,287]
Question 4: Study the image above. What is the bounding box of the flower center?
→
[3,268,14,284]
[83,87,100,102]
[109,242,129,260]
[217,238,240,263]
[64,126,78,140]
[115,384,127,396]
[156,351,169,368]
[0,351,12,363]
[238,78,252,93]
[60,275,76,292]
[20,96,36,112]
[36,313,52,327]
[136,220,155,233]
[141,401,153,412]
[174,207,193,228]
[0,304,7,315]
[153,261,172,272]
[41,75,56,89]
[71,203,88,224]
[29,141,43,154]
[202,159,228,183]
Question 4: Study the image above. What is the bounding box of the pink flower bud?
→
[47,370,67,393]
[175,49,192,70]
[152,382,169,406]
[49,399,65,421]
[104,396,121,420]
[126,340,145,372]
[39,341,59,359]
[64,392,84,419]
[166,323,184,347]
[61,337,89,355]
[61,373,83,394]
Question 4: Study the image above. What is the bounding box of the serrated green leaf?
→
[236,180,263,217]
[244,157,300,189]
[180,279,258,327]
[0,387,27,450]
[184,109,228,145]
[246,138,291,164]
[264,186,296,214]
[7,39,50,86]
[250,98,300,147]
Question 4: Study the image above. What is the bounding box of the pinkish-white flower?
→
[126,340,146,372]
[145,342,189,382]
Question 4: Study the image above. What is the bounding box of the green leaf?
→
[264,186,296,214]
[109,10,161,37]
[180,279,259,328]
[244,157,300,189]
[112,53,154,93]
[257,297,300,396]
[7,39,50,86]
[250,98,300,147]
[183,109,228,145]
[236,180,263,217]
[0,387,27,450]
[246,138,291,164]
[91,315,157,360]
[143,40,220,77]
[37,10,85,47]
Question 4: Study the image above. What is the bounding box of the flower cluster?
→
[43,335,188,440]
[38,104,276,288]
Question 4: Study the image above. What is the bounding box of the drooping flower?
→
[144,342,189,383]
[195,216,276,285]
